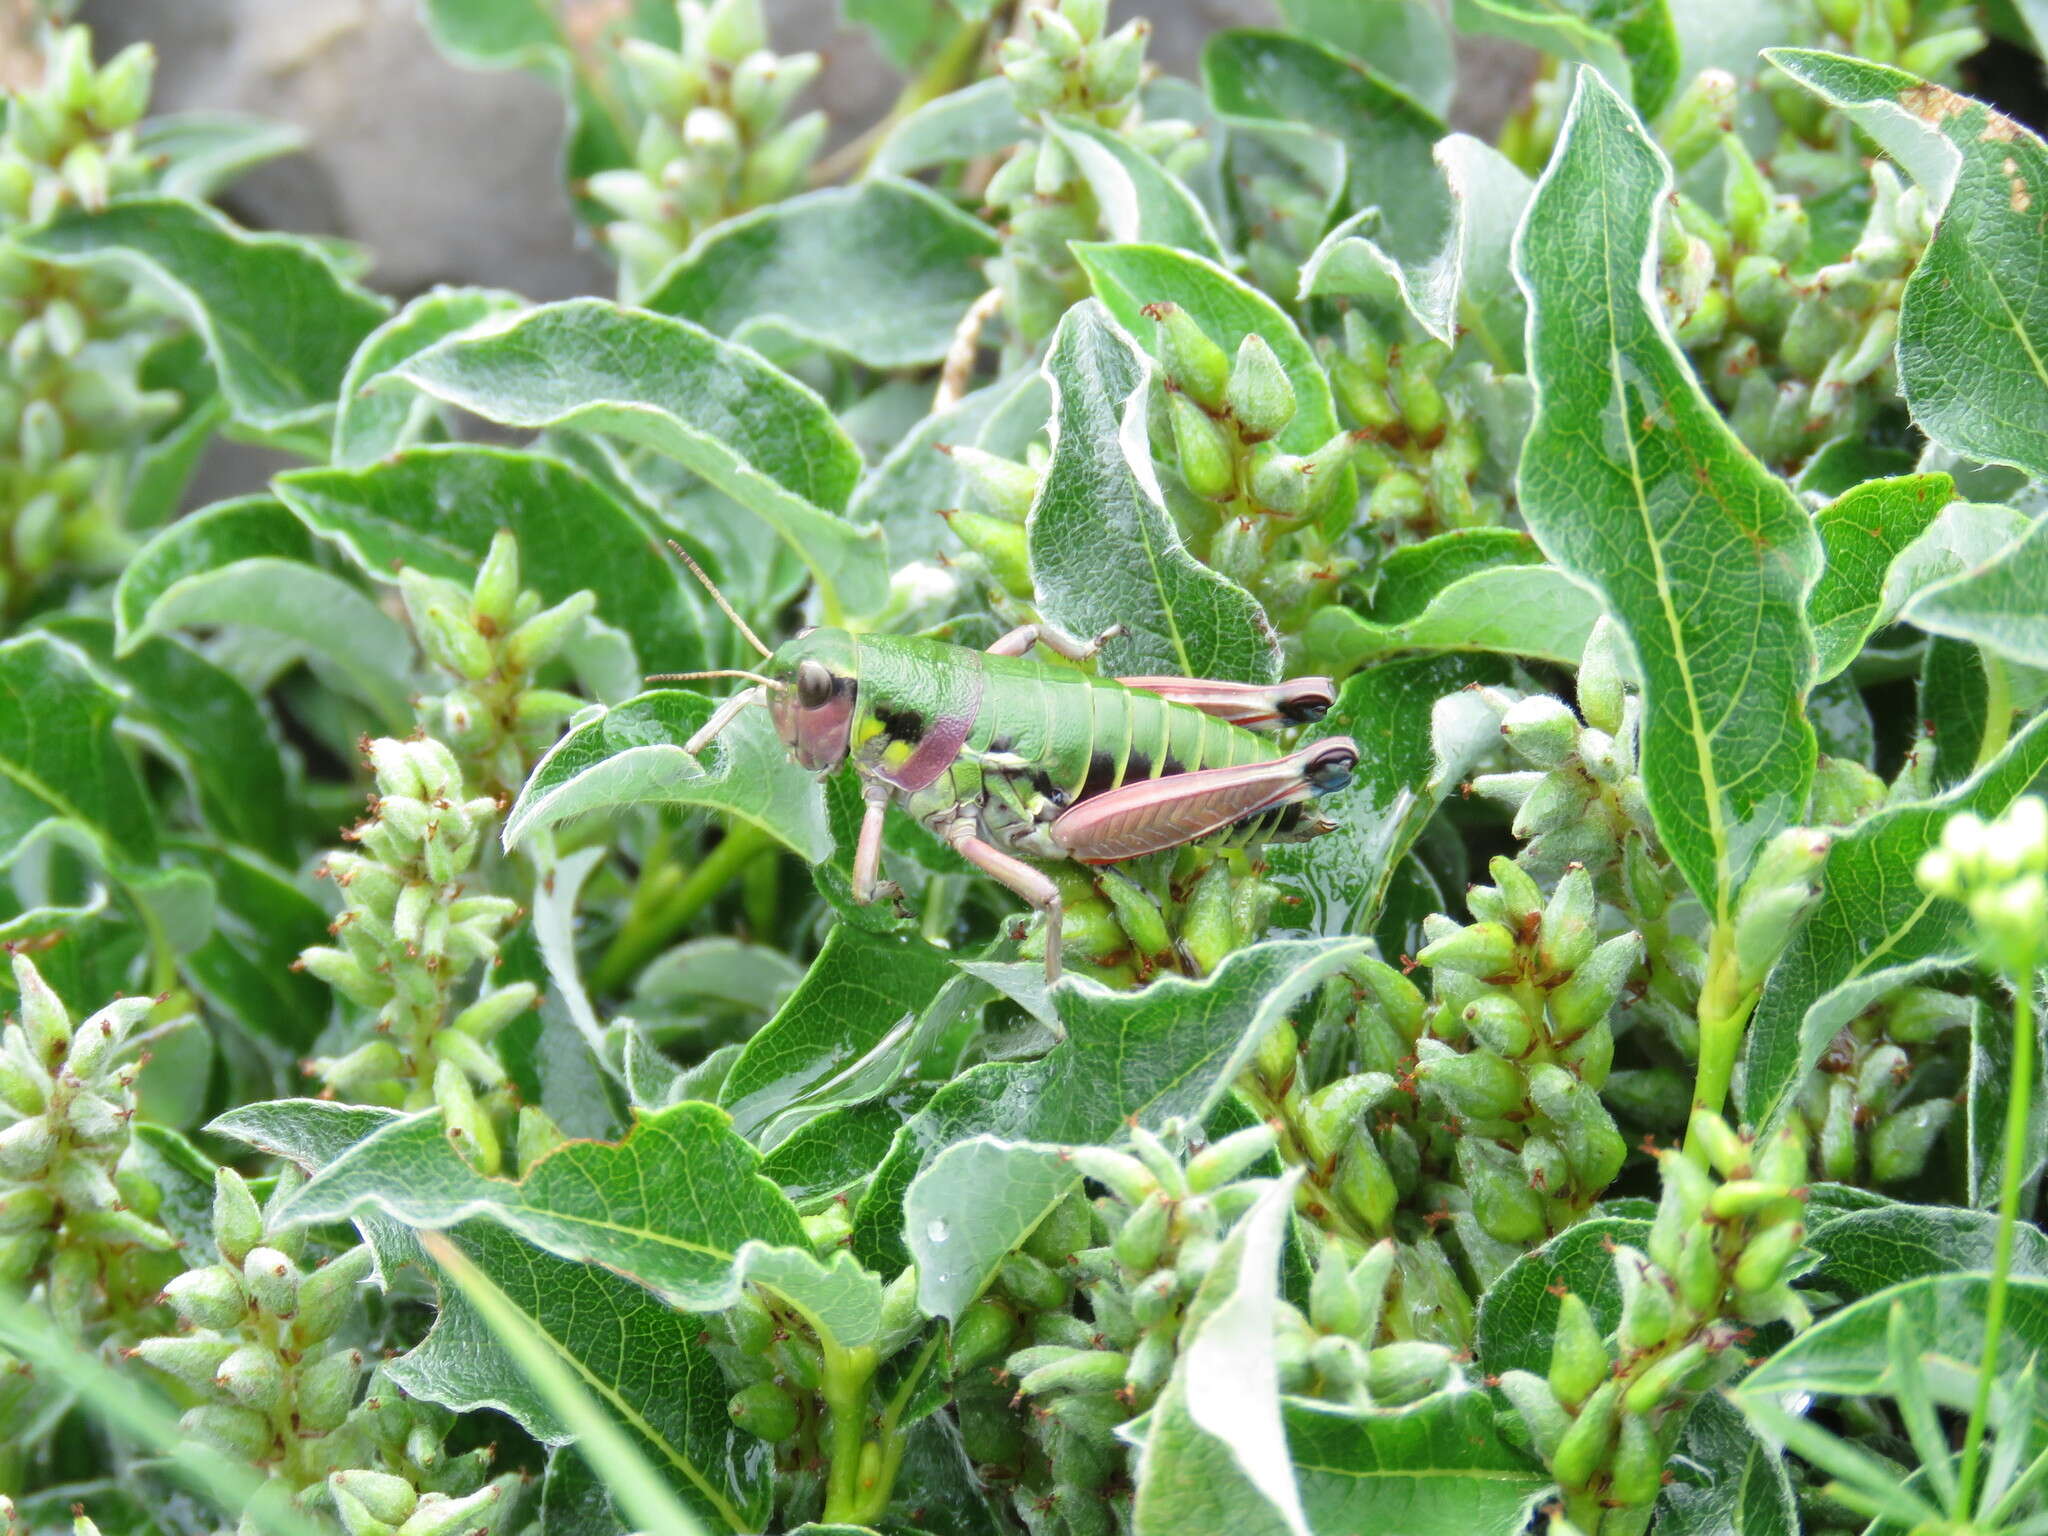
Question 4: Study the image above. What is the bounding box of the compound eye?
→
[795,660,835,709]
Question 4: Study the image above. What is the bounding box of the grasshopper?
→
[664,553,1358,981]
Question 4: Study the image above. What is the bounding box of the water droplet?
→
[925,1217,950,1244]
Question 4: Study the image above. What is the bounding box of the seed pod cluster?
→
[983,1,1197,340]
[1494,1114,1812,1531]
[1408,857,1640,1249]
[1791,985,1969,1187]
[299,737,535,1121]
[587,0,827,298]
[1142,301,1363,632]
[401,532,594,802]
[1660,134,1934,471]
[130,1165,523,1533]
[0,25,184,606]
[0,953,175,1320]
[1323,311,1513,543]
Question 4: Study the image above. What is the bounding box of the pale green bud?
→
[128,1335,238,1391]
[395,1485,506,1536]
[242,1246,302,1316]
[1082,20,1147,104]
[1225,334,1294,442]
[332,1473,418,1530]
[1496,1370,1570,1460]
[1870,1099,1952,1184]
[0,1116,56,1179]
[180,1403,273,1460]
[1539,865,1598,975]
[1417,920,1517,977]
[1167,391,1235,500]
[1547,932,1642,1038]
[1547,1291,1608,1409]
[505,589,596,671]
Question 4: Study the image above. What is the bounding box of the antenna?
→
[669,540,772,660]
[646,668,782,689]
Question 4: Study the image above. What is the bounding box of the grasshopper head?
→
[766,628,859,772]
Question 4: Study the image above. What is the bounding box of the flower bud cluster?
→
[1142,302,1364,630]
[1410,859,1639,1241]
[1917,795,2048,981]
[1,25,184,605]
[1664,142,1931,470]
[1495,1115,1811,1532]
[400,533,593,802]
[1791,985,1969,1186]
[1324,311,1510,543]
[298,737,533,1120]
[982,2,1198,341]
[587,0,826,298]
[0,953,174,1320]
[129,1165,521,1535]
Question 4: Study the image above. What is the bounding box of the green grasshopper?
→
[663,554,1358,981]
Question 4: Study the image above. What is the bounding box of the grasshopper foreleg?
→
[946,819,1066,984]
[987,621,1127,660]
[850,783,903,909]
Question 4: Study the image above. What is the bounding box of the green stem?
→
[818,1342,882,1524]
[1686,924,1757,1160]
[1956,972,2035,1516]
[1976,652,2014,772]
[593,822,774,991]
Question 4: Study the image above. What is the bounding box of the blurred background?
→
[76,0,1533,302]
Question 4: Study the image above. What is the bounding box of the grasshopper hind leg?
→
[944,818,1066,984]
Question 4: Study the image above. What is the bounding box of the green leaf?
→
[15,198,388,431]
[209,1096,403,1171]
[1475,1216,1649,1377]
[385,299,886,619]
[1025,299,1280,683]
[1201,31,1447,283]
[128,1122,225,1258]
[1655,1393,1798,1536]
[855,936,1369,1271]
[42,615,294,862]
[332,286,525,466]
[276,446,708,676]
[1807,473,1955,683]
[903,1138,1075,1320]
[731,1243,885,1353]
[1740,711,2048,1130]
[1765,50,2048,481]
[1970,993,2048,1211]
[503,689,830,862]
[1133,1175,1311,1536]
[414,1225,742,1536]
[1299,135,1531,365]
[282,1100,807,1310]
[420,0,565,63]
[1736,1272,2048,1402]
[1802,1201,2048,1303]
[1283,1393,1553,1536]
[137,113,309,201]
[642,180,1001,369]
[1083,238,1342,455]
[1048,119,1224,261]
[1515,71,1820,925]
[113,496,415,722]
[1919,635,1992,790]
[1903,511,2048,668]
[1453,0,1679,118]
[871,78,1028,177]
[1304,561,1603,672]
[761,1092,931,1206]
[1267,653,1513,941]
[173,843,331,1054]
[1273,0,1454,116]
[718,926,956,1148]
[0,632,160,874]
